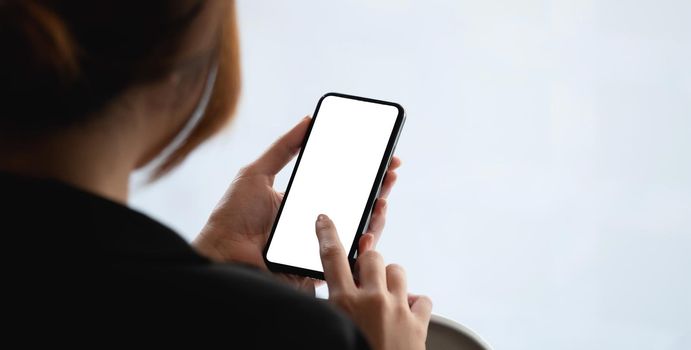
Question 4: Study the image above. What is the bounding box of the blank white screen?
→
[266,95,399,272]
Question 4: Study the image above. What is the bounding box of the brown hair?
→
[0,0,241,178]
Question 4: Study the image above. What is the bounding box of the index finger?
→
[315,214,355,293]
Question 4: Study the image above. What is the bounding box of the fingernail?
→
[316,214,329,230]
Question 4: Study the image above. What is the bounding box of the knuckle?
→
[394,300,411,315]
[237,164,256,176]
[319,241,342,259]
[363,290,387,307]
[359,250,383,265]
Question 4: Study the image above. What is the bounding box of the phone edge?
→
[263,92,406,281]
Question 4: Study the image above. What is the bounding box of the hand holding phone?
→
[264,92,405,279]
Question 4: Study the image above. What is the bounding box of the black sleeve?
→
[97,262,373,349]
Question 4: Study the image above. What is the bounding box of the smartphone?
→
[263,92,405,280]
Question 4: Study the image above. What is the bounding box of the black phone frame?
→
[263,92,406,280]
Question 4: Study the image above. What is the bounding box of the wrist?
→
[192,230,266,269]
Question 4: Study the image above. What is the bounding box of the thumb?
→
[248,116,310,176]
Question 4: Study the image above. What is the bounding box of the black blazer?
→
[1,172,369,348]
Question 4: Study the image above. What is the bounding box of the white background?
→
[267,96,398,272]
[130,0,691,349]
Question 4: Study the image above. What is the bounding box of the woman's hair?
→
[0,0,240,178]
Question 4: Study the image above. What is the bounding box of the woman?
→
[0,1,432,348]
